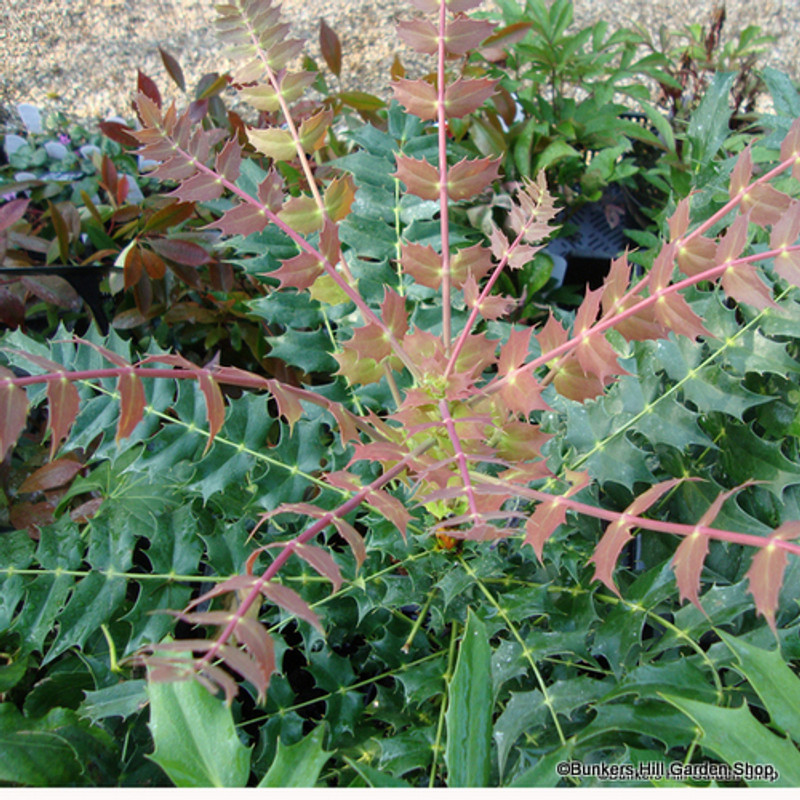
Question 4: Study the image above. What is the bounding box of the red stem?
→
[438,399,480,518]
[197,440,433,669]
[437,0,452,356]
[591,152,799,341]
[487,243,800,394]
[473,475,800,557]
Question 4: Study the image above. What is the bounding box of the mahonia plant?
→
[4,0,800,703]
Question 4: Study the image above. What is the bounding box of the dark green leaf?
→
[257,724,332,787]
[80,680,148,723]
[148,677,251,787]
[445,609,492,787]
[662,695,800,786]
[344,757,412,787]
[718,631,800,742]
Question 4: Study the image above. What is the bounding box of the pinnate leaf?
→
[116,370,146,441]
[401,240,442,288]
[279,195,323,234]
[721,263,777,311]
[447,156,500,201]
[46,376,80,459]
[673,486,742,611]
[270,251,324,291]
[397,17,438,55]
[391,78,438,120]
[19,458,82,494]
[138,70,162,107]
[294,543,343,591]
[728,145,753,199]
[140,353,225,451]
[444,15,495,56]
[394,155,440,200]
[590,479,683,594]
[480,21,532,61]
[196,372,225,454]
[171,172,225,203]
[323,174,356,221]
[770,202,800,284]
[319,19,342,77]
[677,235,716,277]
[366,488,412,538]
[299,108,333,153]
[409,0,482,10]
[215,138,241,183]
[779,117,800,180]
[716,213,750,265]
[445,77,498,118]
[381,287,409,340]
[742,183,792,227]
[261,582,324,633]
[463,274,515,320]
[668,196,691,241]
[332,518,366,569]
[0,367,29,460]
[744,522,800,632]
[248,127,296,161]
[451,243,493,287]
[208,202,268,236]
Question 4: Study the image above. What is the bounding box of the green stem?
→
[460,556,567,746]
[402,586,437,653]
[430,620,459,787]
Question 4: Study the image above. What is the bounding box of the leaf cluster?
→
[2,0,800,788]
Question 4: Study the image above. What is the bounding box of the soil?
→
[1,0,799,128]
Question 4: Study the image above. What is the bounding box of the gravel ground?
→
[1,0,799,128]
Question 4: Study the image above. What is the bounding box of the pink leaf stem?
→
[487,243,800,396]
[151,131,421,380]
[438,399,481,520]
[438,0,453,355]
[197,439,434,670]
[473,474,800,557]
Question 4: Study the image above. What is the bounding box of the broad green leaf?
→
[561,398,655,490]
[686,72,736,165]
[534,139,580,172]
[722,424,800,500]
[494,690,547,780]
[265,327,338,374]
[344,757,411,787]
[509,740,576,787]
[718,631,800,742]
[379,727,436,778]
[80,680,148,723]
[662,695,800,787]
[257,724,332,787]
[0,647,28,692]
[148,678,251,787]
[578,699,696,752]
[0,703,115,786]
[44,509,136,664]
[654,335,769,420]
[601,659,719,704]
[23,660,94,717]
[762,67,800,119]
[445,609,492,787]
